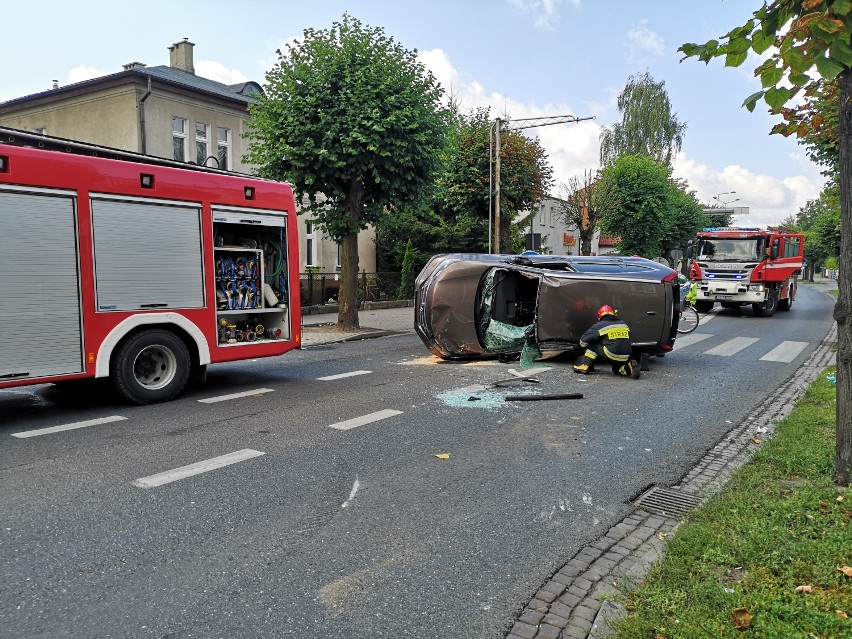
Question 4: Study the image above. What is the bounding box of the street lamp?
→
[713,190,736,207]
[720,197,740,208]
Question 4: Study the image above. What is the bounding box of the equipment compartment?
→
[212,212,291,346]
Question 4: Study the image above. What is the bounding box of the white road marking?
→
[341,477,361,508]
[317,370,371,381]
[11,415,127,439]
[197,388,274,403]
[760,341,809,363]
[328,409,402,431]
[132,449,265,488]
[674,332,713,349]
[703,336,759,356]
[507,367,551,376]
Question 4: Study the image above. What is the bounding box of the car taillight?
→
[660,343,673,351]
[662,272,678,283]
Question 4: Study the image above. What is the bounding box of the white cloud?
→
[506,0,578,30]
[673,153,825,227]
[625,20,666,62]
[419,47,824,229]
[66,65,108,86]
[196,60,248,85]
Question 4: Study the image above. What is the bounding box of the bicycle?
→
[677,299,700,334]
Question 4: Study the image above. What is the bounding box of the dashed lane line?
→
[132,449,266,488]
[317,370,372,380]
[11,415,128,439]
[328,409,403,431]
[760,340,809,363]
[197,388,275,403]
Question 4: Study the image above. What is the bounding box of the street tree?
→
[597,154,703,260]
[599,72,687,167]
[246,13,448,330]
[556,170,619,256]
[679,0,852,485]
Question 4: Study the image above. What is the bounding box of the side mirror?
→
[770,238,780,260]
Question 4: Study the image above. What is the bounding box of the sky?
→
[0,0,829,228]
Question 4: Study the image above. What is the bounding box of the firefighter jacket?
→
[579,316,633,359]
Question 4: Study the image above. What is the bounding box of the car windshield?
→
[698,238,760,261]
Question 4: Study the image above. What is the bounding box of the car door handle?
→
[646,311,656,315]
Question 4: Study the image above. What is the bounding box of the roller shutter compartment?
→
[0,190,84,379]
[91,198,204,311]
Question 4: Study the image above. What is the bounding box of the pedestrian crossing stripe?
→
[760,341,809,363]
[704,336,759,356]
[675,334,810,362]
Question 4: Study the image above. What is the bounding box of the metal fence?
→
[299,271,404,306]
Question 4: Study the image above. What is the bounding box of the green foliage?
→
[598,155,703,259]
[612,367,852,638]
[599,72,687,167]
[397,239,416,299]
[245,12,448,240]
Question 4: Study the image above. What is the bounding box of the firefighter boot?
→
[617,359,641,379]
[573,355,595,375]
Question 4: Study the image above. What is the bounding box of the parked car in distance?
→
[414,253,681,360]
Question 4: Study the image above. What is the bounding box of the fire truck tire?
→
[779,286,793,311]
[112,329,191,404]
[753,290,779,317]
[695,300,714,314]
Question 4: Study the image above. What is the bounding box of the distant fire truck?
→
[687,227,804,317]
[0,127,301,404]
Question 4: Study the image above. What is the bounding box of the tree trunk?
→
[835,68,852,486]
[337,232,360,331]
[337,183,363,331]
[580,226,594,256]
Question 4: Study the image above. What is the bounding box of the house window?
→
[216,127,230,171]
[538,204,546,225]
[305,221,318,267]
[195,122,209,165]
[336,243,342,269]
[172,117,187,161]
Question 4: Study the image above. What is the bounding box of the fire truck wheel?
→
[753,290,779,317]
[779,286,793,311]
[112,329,191,404]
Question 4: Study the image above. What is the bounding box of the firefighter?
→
[572,305,640,379]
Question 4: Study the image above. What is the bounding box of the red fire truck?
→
[0,127,301,404]
[687,226,804,317]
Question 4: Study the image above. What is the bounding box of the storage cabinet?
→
[212,209,290,347]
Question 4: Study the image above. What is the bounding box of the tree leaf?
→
[765,86,792,109]
[752,29,775,54]
[731,608,753,629]
[743,90,765,112]
[761,64,785,87]
[725,51,749,67]
[816,55,846,80]
[833,0,852,16]
[829,38,852,67]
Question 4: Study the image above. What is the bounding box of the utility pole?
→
[489,114,594,254]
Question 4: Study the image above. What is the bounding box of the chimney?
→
[52,80,59,90]
[168,38,195,74]
[123,62,147,71]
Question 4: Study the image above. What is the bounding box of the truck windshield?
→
[698,238,760,261]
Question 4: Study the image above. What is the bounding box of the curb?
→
[506,323,838,639]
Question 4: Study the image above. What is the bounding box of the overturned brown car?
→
[414,253,681,360]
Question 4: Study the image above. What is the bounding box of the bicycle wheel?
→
[677,305,700,334]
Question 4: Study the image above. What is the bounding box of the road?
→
[0,283,836,639]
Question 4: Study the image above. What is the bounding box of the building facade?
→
[0,39,375,274]
[521,196,619,256]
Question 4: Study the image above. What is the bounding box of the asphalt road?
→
[0,282,836,639]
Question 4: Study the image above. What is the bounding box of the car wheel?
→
[112,329,191,404]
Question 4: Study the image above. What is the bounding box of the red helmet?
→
[597,304,616,320]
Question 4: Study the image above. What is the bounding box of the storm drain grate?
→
[633,486,704,517]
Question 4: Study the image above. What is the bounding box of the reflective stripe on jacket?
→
[579,317,633,358]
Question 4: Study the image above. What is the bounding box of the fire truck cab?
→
[687,227,804,317]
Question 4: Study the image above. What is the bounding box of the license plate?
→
[713,294,734,300]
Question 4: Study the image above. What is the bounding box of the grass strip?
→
[612,365,851,638]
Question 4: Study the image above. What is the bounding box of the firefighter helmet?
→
[597,304,616,320]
